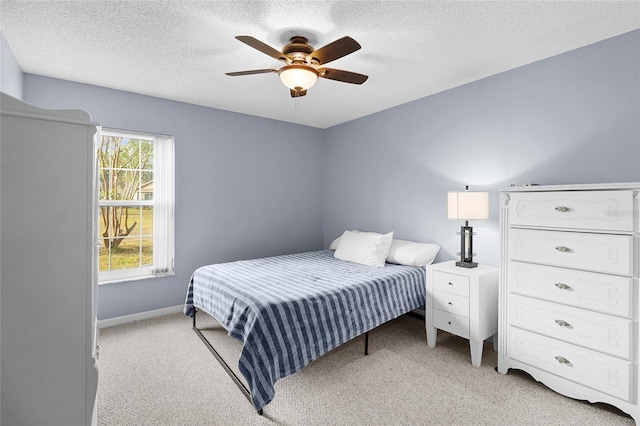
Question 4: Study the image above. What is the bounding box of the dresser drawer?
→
[509,328,632,402]
[433,271,469,297]
[509,190,634,232]
[434,309,469,339]
[509,228,633,276]
[510,294,633,359]
[509,262,633,318]
[433,291,469,318]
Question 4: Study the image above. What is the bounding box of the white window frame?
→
[97,128,175,284]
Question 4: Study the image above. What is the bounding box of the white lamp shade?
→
[448,191,489,220]
[279,65,319,90]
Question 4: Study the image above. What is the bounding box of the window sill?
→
[98,271,175,285]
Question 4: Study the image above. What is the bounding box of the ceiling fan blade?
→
[309,36,361,65]
[290,89,307,98]
[225,69,278,76]
[318,68,368,85]
[235,36,286,61]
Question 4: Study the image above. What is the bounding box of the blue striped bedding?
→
[184,249,425,411]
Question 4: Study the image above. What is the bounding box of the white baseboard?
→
[98,305,183,329]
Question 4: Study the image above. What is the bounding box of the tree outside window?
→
[97,129,174,282]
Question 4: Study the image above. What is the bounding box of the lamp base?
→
[457,223,478,268]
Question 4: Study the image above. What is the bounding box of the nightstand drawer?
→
[433,271,469,297]
[508,190,634,232]
[433,291,469,318]
[434,309,469,339]
[509,228,633,276]
[509,327,632,402]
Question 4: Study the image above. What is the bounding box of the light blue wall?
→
[323,29,640,268]
[17,29,640,319]
[0,32,23,99]
[24,76,325,320]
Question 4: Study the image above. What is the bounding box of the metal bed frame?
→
[192,308,370,415]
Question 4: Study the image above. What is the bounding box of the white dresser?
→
[1,93,99,425]
[497,183,640,422]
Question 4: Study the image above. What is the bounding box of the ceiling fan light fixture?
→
[278,65,318,91]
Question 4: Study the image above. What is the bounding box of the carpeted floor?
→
[97,312,634,425]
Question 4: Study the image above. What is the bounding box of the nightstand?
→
[425,261,499,367]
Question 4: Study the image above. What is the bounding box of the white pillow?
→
[333,230,394,268]
[329,230,358,250]
[386,239,440,267]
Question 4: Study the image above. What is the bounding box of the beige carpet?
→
[97,312,633,425]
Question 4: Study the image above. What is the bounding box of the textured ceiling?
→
[1,1,639,128]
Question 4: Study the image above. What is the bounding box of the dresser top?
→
[500,182,640,193]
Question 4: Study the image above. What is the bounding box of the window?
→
[97,128,174,283]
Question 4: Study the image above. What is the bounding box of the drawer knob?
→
[448,302,453,305]
[555,246,571,253]
[555,206,571,212]
[555,282,572,290]
[555,356,571,365]
[555,319,571,328]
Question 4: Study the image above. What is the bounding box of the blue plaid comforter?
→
[184,250,425,411]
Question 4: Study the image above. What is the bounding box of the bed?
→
[184,234,439,413]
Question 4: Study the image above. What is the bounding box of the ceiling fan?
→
[226,35,368,97]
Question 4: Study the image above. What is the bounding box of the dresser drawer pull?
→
[554,282,572,290]
[555,246,571,253]
[555,356,571,365]
[555,319,571,328]
[448,302,453,305]
[554,206,571,212]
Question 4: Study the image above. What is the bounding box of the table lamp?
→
[448,186,489,268]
